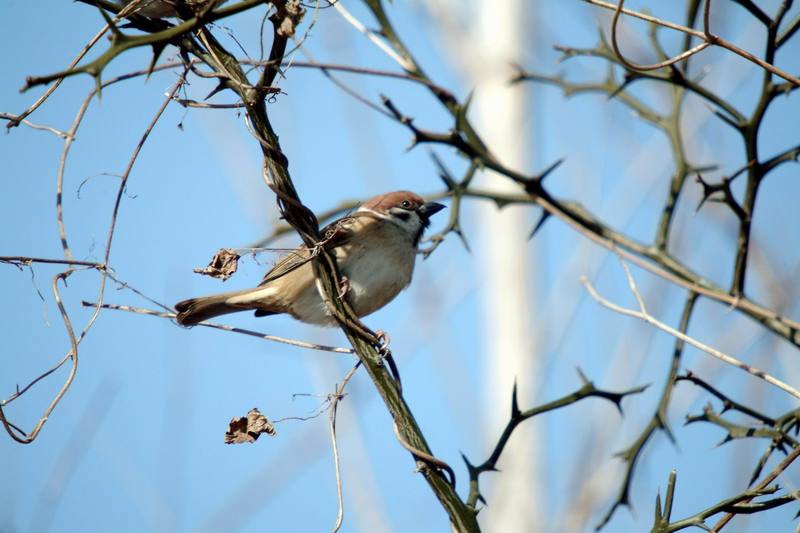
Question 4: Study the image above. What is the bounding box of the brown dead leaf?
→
[193,248,240,281]
[224,408,276,444]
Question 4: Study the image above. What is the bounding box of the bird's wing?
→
[257,214,366,287]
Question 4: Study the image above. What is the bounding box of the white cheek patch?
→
[386,208,422,233]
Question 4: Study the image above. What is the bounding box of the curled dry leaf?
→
[193,248,240,281]
[224,408,276,444]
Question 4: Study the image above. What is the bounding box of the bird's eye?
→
[401,200,412,209]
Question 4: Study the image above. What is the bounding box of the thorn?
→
[460,451,475,471]
[493,197,511,209]
[528,211,551,240]
[575,367,590,386]
[608,73,636,100]
[716,434,734,447]
[93,72,104,100]
[94,1,123,38]
[462,162,479,188]
[613,396,625,416]
[511,379,521,419]
[205,80,228,101]
[458,91,474,127]
[509,61,530,84]
[147,42,168,80]
[748,465,763,487]
[654,490,663,521]
[721,399,733,413]
[658,414,677,445]
[430,151,456,190]
[535,157,565,183]
[454,227,471,253]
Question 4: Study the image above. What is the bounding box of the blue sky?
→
[2,1,800,532]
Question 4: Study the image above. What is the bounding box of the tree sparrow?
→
[175,191,445,326]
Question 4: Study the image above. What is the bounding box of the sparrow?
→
[175,191,445,327]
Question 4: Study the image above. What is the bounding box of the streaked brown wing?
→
[257,215,358,286]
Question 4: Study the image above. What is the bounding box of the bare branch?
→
[328,363,360,533]
[582,261,800,400]
[81,301,355,354]
[583,0,800,86]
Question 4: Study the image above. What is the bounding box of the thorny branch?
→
[679,371,800,487]
[650,469,800,532]
[711,445,800,531]
[360,10,800,352]
[462,371,648,511]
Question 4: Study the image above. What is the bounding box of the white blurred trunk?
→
[471,1,541,531]
[423,0,540,527]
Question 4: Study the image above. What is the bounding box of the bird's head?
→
[359,190,446,245]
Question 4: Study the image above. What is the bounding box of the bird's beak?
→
[418,201,446,222]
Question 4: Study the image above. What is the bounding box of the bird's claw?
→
[375,330,391,357]
[374,330,401,387]
[338,276,350,299]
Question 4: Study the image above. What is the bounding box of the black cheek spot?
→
[395,211,410,221]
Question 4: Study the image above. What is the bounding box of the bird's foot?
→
[375,330,391,356]
[374,330,402,389]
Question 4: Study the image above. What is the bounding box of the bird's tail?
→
[174,287,278,326]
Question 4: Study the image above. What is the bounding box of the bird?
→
[175,191,445,327]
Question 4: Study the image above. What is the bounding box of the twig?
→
[595,294,698,530]
[378,83,800,350]
[0,256,104,269]
[677,371,775,425]
[0,274,79,443]
[75,73,187,347]
[685,404,798,448]
[392,421,456,488]
[81,301,354,354]
[609,0,711,72]
[0,74,186,444]
[711,443,800,531]
[23,0,266,90]
[0,113,73,139]
[172,98,246,109]
[3,0,147,129]
[328,363,360,533]
[463,372,648,511]
[583,0,800,85]
[331,2,415,71]
[651,470,799,532]
[581,260,800,400]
